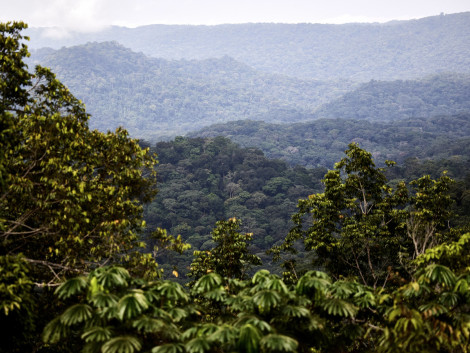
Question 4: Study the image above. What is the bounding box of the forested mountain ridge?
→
[313,73,470,121]
[29,41,353,140]
[191,114,470,168]
[4,22,470,353]
[26,12,470,81]
[29,41,470,141]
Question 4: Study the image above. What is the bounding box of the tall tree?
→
[189,218,261,280]
[273,143,453,289]
[0,22,160,285]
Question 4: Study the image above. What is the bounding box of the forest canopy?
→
[1,21,470,353]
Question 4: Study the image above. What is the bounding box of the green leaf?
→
[252,290,281,312]
[158,281,188,302]
[81,326,113,343]
[424,265,456,287]
[131,316,166,333]
[42,316,69,343]
[60,303,93,326]
[117,290,149,320]
[152,343,185,353]
[90,291,119,308]
[185,337,210,353]
[193,273,223,293]
[321,298,358,317]
[260,334,298,352]
[55,276,87,300]
[237,324,261,353]
[101,336,142,353]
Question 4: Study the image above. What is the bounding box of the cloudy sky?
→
[2,0,469,31]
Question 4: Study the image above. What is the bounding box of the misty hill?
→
[190,114,470,169]
[26,12,470,81]
[29,41,353,140]
[313,73,470,121]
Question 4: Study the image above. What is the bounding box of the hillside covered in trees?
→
[191,114,470,168]
[29,42,352,140]
[3,19,470,353]
[29,41,470,140]
[26,12,470,81]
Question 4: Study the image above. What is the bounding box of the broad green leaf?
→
[260,334,298,352]
[101,336,142,353]
[55,276,87,300]
[60,303,93,326]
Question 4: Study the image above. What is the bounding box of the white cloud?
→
[1,0,469,31]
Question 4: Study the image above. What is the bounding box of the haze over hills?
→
[29,41,354,140]
[29,40,470,141]
[26,12,470,81]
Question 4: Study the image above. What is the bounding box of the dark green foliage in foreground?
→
[44,237,470,353]
[3,21,470,353]
[273,144,454,289]
[143,136,325,277]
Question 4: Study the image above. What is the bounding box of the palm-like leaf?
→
[354,290,376,308]
[264,277,289,294]
[281,305,310,318]
[253,290,281,312]
[419,302,449,317]
[185,337,210,353]
[167,307,189,322]
[60,303,93,326]
[321,298,358,317]
[55,276,87,300]
[90,291,119,308]
[193,273,223,294]
[439,292,460,307]
[424,264,456,287]
[158,281,189,302]
[118,290,149,320]
[101,336,142,353]
[151,343,185,353]
[95,267,130,289]
[296,272,331,297]
[238,324,261,353]
[252,270,271,285]
[260,334,298,352]
[131,316,166,333]
[42,316,70,344]
[233,316,272,333]
[81,326,113,342]
[208,324,239,345]
[203,287,226,302]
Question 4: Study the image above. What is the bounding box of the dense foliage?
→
[192,114,470,168]
[314,74,470,121]
[2,21,470,353]
[143,136,325,276]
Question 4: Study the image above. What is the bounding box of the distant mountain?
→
[29,41,353,140]
[26,12,470,81]
[190,114,470,169]
[313,73,470,121]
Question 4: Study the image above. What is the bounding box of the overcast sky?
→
[2,0,469,31]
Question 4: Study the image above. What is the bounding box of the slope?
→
[26,12,470,81]
[29,41,353,140]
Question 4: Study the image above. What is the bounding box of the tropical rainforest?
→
[2,16,470,353]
